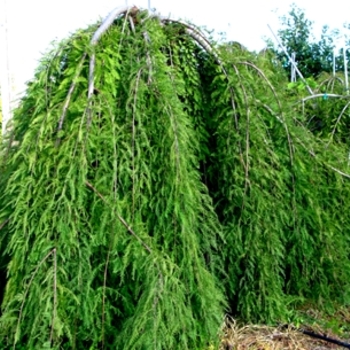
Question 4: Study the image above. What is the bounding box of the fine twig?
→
[131,70,142,220]
[87,6,136,126]
[101,242,112,350]
[128,15,135,33]
[143,31,152,84]
[85,181,167,329]
[14,249,55,350]
[86,52,96,127]
[327,99,350,147]
[240,61,283,113]
[164,47,182,177]
[231,63,250,184]
[329,165,350,179]
[56,53,87,146]
[239,60,294,164]
[161,18,221,63]
[49,248,57,346]
[85,181,152,254]
[293,134,350,180]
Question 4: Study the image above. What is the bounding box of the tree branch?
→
[85,181,152,254]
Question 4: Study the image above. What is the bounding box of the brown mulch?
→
[218,317,349,350]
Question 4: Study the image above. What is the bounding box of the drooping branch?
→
[301,93,348,103]
[87,6,138,125]
[131,69,142,220]
[239,61,294,164]
[85,181,152,254]
[240,61,283,113]
[329,166,350,179]
[56,53,87,146]
[161,18,219,62]
[49,248,57,346]
[90,6,132,45]
[327,99,350,147]
[14,248,56,350]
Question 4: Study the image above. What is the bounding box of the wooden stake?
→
[291,52,296,82]
[344,47,349,94]
[268,24,314,96]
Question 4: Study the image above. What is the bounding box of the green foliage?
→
[200,45,350,322]
[1,6,350,350]
[0,12,226,350]
[271,4,349,79]
[269,4,350,148]
[286,72,350,145]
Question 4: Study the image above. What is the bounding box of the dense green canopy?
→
[1,6,350,350]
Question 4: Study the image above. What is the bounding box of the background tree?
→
[268,5,350,146]
[271,4,345,79]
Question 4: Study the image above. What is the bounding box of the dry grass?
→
[218,316,348,350]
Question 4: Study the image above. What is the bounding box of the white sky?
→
[1,0,350,97]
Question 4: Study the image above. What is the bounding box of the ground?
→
[219,307,350,349]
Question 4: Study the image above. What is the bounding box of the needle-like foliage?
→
[0,10,226,350]
[1,6,350,350]
[202,45,350,322]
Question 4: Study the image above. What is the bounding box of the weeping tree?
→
[1,6,350,350]
[202,45,350,320]
[0,7,227,350]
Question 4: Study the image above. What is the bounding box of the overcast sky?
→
[1,0,349,97]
